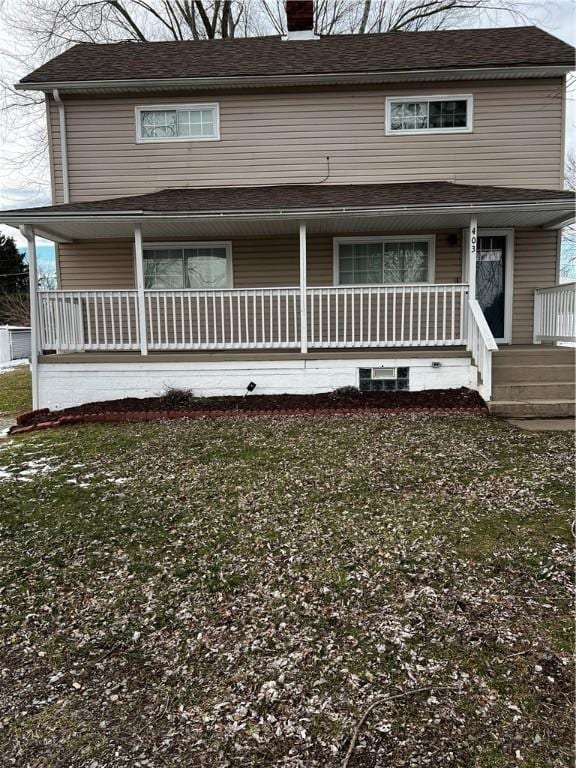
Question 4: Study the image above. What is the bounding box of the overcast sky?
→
[0,0,574,248]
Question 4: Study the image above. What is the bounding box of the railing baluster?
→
[409,288,413,345]
[376,289,381,346]
[228,294,233,346]
[450,286,455,343]
[202,293,208,347]
[186,293,192,347]
[144,294,150,348]
[434,289,439,345]
[383,288,387,344]
[244,293,249,345]
[219,293,224,346]
[285,291,289,346]
[417,287,422,344]
[110,295,116,348]
[392,289,397,345]
[343,290,348,345]
[442,288,446,344]
[85,293,92,349]
[351,290,356,345]
[275,292,280,346]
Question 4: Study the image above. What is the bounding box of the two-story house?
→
[2,2,575,416]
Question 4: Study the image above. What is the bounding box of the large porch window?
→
[143,243,232,289]
[334,236,434,285]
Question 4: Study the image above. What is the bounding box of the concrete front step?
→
[493,381,575,401]
[493,364,575,383]
[493,348,575,366]
[489,400,576,418]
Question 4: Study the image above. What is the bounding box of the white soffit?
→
[10,207,573,242]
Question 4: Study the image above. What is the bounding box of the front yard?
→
[0,413,573,766]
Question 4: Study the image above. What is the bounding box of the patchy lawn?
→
[0,363,31,418]
[0,415,573,767]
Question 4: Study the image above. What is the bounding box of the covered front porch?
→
[2,181,574,407]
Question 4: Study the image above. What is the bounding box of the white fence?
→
[0,326,32,362]
[533,283,576,344]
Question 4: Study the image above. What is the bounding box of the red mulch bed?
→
[12,388,487,435]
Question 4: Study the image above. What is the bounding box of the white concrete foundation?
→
[37,356,475,410]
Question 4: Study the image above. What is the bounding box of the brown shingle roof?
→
[3,182,574,216]
[19,26,574,86]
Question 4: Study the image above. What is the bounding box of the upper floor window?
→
[143,243,231,289]
[386,95,473,135]
[334,237,435,285]
[136,104,220,143]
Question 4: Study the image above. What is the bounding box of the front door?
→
[476,235,507,340]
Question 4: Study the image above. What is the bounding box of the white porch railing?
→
[466,298,498,400]
[38,284,469,354]
[307,284,468,348]
[145,288,301,350]
[39,290,140,352]
[533,283,576,343]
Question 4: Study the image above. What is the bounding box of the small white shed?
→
[0,326,32,362]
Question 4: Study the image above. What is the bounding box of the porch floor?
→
[38,347,472,364]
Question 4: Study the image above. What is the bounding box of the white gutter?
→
[52,89,70,203]
[16,65,574,93]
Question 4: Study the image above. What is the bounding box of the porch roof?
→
[2,181,574,242]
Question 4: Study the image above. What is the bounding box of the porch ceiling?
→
[3,207,573,243]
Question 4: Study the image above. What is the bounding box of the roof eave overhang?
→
[2,200,573,242]
[16,64,573,93]
[3,200,573,222]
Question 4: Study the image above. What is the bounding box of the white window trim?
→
[135,103,220,143]
[461,228,513,345]
[140,241,233,289]
[333,235,436,286]
[385,94,473,136]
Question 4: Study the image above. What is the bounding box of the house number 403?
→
[470,227,477,254]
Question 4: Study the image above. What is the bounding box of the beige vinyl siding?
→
[57,231,463,291]
[48,78,564,204]
[58,240,135,289]
[512,229,559,344]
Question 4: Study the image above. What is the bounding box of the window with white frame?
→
[143,244,231,289]
[335,237,434,285]
[136,104,219,142]
[386,95,472,134]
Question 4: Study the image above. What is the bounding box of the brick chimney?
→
[285,1,318,40]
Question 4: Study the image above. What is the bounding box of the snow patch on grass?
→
[0,359,29,374]
[0,455,63,482]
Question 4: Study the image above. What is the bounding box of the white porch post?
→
[299,223,308,353]
[21,225,40,409]
[466,216,478,350]
[468,216,478,300]
[134,224,148,355]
